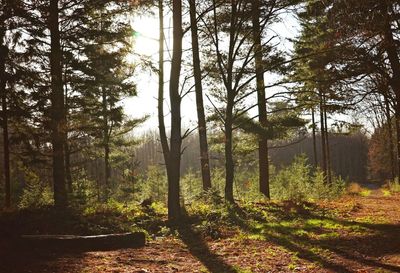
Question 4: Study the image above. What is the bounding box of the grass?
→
[3,190,400,273]
[382,189,391,196]
[388,179,400,193]
[359,189,371,197]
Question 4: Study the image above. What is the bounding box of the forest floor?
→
[1,187,400,273]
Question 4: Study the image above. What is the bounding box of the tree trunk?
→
[311,107,318,168]
[319,90,327,183]
[223,0,237,203]
[323,98,332,184]
[166,0,183,220]
[189,0,211,191]
[158,0,169,163]
[49,0,67,208]
[0,44,10,207]
[64,79,72,194]
[382,15,400,178]
[384,95,396,179]
[102,88,110,199]
[64,141,72,193]
[251,0,269,198]
[224,109,235,203]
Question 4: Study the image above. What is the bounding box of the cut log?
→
[19,232,145,251]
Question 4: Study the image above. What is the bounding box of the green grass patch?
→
[382,189,391,196]
[359,189,371,197]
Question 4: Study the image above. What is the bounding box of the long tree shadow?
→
[228,203,400,272]
[176,221,238,273]
[0,243,88,273]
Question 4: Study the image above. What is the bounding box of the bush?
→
[71,172,98,207]
[18,168,53,209]
[270,155,345,202]
[388,178,400,193]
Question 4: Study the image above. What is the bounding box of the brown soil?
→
[1,191,399,273]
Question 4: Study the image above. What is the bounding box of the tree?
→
[49,0,68,208]
[0,41,10,208]
[158,0,183,220]
[189,0,212,191]
[70,2,138,199]
[202,0,296,201]
[328,0,400,177]
[251,0,269,198]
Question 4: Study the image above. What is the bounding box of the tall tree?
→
[49,0,67,207]
[251,0,269,198]
[328,0,400,176]
[189,0,212,191]
[158,0,183,219]
[0,43,10,208]
[158,0,169,164]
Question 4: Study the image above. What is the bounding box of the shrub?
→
[388,178,400,193]
[270,155,345,202]
[18,168,53,209]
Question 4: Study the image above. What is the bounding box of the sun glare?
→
[131,16,159,57]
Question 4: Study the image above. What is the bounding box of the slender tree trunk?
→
[158,0,169,163]
[166,0,183,220]
[384,95,396,180]
[223,0,237,203]
[323,97,332,184]
[64,141,72,193]
[311,107,318,168]
[224,105,235,203]
[49,0,67,208]
[102,88,110,199]
[189,0,212,191]
[251,0,269,198]
[319,90,327,183]
[0,44,10,207]
[64,78,72,194]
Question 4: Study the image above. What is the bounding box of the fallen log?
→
[19,232,145,251]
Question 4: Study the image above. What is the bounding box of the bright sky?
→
[123,11,300,135]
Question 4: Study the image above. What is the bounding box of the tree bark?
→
[382,14,400,178]
[323,96,332,184]
[384,95,396,179]
[64,78,72,194]
[0,44,10,207]
[189,0,212,191]
[102,87,110,199]
[224,106,235,203]
[158,0,169,163]
[319,90,327,183]
[251,0,270,198]
[49,0,67,208]
[311,107,318,167]
[223,0,237,203]
[167,0,183,220]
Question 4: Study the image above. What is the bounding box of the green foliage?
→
[18,168,53,209]
[271,155,345,202]
[388,178,400,193]
[138,165,168,203]
[70,171,98,208]
[181,169,203,203]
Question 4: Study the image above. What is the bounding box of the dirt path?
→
[1,191,399,273]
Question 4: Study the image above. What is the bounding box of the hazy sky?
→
[124,11,300,135]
